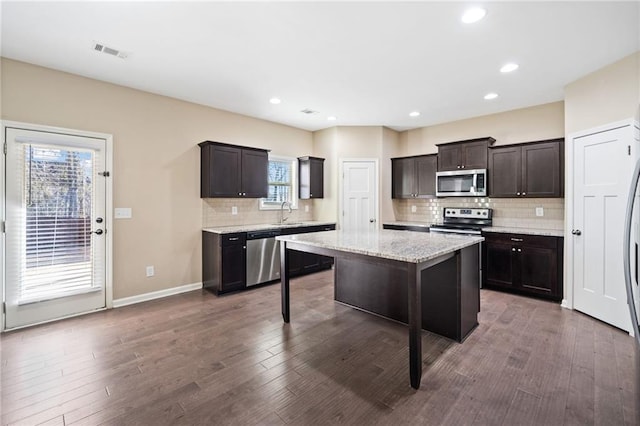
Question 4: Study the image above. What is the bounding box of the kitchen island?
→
[277,229,483,389]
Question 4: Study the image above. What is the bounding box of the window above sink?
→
[260,155,298,210]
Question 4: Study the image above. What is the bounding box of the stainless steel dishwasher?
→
[246,229,281,286]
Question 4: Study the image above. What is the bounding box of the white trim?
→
[260,154,299,210]
[338,158,380,231]
[0,120,114,331]
[565,118,638,312]
[113,282,202,308]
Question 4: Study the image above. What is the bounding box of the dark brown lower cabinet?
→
[482,232,563,301]
[203,224,335,295]
[203,232,247,295]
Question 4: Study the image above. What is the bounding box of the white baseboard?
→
[113,282,202,308]
[560,299,572,309]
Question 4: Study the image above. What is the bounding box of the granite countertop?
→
[482,227,565,237]
[277,229,483,264]
[203,221,336,234]
[384,221,564,238]
[382,221,434,228]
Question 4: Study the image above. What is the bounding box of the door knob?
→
[93,229,104,235]
[572,229,582,235]
[96,217,103,223]
[369,219,376,223]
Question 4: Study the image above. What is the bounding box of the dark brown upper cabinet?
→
[436,137,496,171]
[391,154,437,199]
[488,139,564,198]
[298,156,324,199]
[199,141,268,198]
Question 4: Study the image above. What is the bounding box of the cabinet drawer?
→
[221,233,246,246]
[483,232,557,249]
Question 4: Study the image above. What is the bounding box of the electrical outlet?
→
[146,266,154,277]
[305,205,309,213]
[231,206,238,215]
[411,205,417,213]
[535,207,544,217]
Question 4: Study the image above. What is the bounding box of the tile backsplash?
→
[203,198,314,228]
[393,197,564,230]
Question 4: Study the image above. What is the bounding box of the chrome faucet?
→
[280,201,292,224]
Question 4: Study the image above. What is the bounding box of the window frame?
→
[259,155,298,210]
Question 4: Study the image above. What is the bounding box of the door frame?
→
[1,120,114,332]
[338,158,379,230]
[565,118,639,312]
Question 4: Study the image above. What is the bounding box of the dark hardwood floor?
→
[1,270,638,425]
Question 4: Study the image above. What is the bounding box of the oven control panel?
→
[443,208,492,219]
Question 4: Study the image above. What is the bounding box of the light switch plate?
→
[115,207,132,219]
[231,206,238,215]
[535,207,544,217]
[411,205,417,213]
[146,266,154,277]
[305,205,309,213]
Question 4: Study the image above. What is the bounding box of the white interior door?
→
[4,127,107,329]
[342,160,377,232]
[573,125,633,332]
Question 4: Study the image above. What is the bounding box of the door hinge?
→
[629,145,631,156]
[3,142,6,155]
[99,171,110,177]
[2,302,5,314]
[1,221,5,234]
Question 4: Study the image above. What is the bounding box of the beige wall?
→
[564,52,640,134]
[1,58,313,299]
[312,126,401,227]
[311,127,338,223]
[401,101,565,157]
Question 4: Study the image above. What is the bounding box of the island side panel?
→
[460,244,480,340]
[334,243,480,342]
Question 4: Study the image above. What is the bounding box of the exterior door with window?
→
[4,127,107,329]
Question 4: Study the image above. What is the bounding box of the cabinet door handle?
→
[517,248,522,252]
[238,192,242,196]
[461,165,465,169]
[522,192,526,196]
[510,238,523,242]
[516,192,521,196]
[457,165,461,169]
[512,248,516,252]
[228,237,239,241]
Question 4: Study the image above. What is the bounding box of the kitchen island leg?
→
[281,242,290,323]
[408,262,422,389]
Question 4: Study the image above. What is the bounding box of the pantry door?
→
[341,160,378,232]
[4,126,109,329]
[572,124,633,332]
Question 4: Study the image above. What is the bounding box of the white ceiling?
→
[1,1,639,132]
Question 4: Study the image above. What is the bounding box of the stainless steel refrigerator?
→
[623,143,640,424]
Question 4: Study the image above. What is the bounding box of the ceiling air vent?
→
[92,41,128,59]
[300,109,319,115]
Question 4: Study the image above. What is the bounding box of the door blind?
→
[8,143,100,304]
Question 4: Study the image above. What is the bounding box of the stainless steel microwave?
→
[436,169,487,197]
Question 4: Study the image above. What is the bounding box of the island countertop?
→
[277,229,483,264]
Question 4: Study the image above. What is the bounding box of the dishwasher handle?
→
[246,230,281,240]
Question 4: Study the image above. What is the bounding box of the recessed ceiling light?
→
[484,93,498,100]
[500,63,519,73]
[409,111,421,117]
[327,116,337,121]
[461,7,487,24]
[269,97,281,105]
